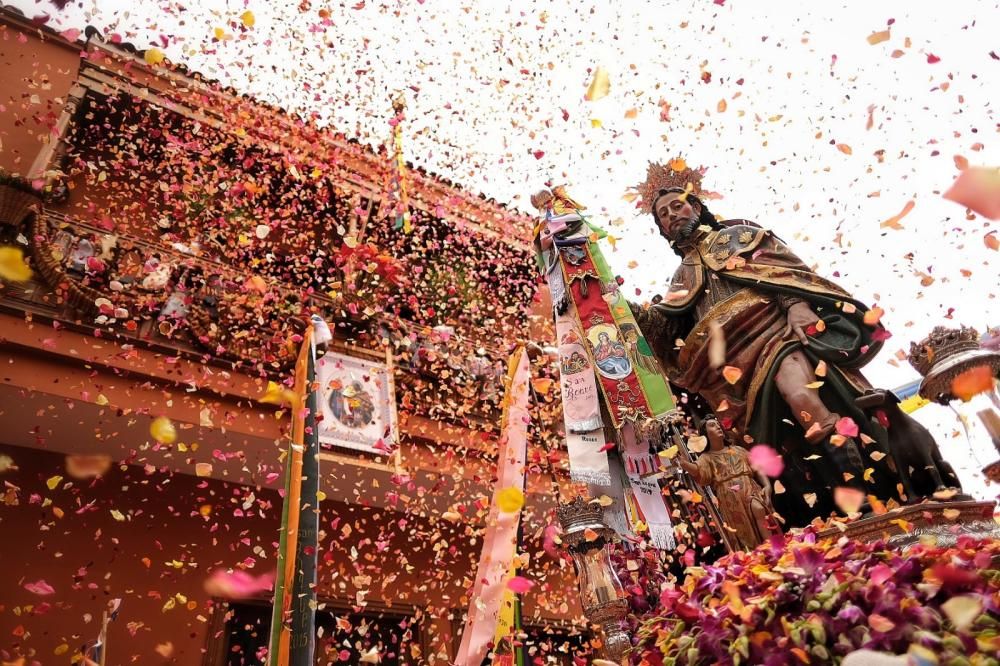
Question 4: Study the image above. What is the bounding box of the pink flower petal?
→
[506,575,535,594]
[869,563,895,587]
[943,167,1000,220]
[24,580,55,595]
[749,445,784,478]
[835,416,859,438]
[542,524,561,559]
[203,569,274,599]
[834,486,866,515]
[870,328,893,342]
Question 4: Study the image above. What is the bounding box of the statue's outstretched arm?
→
[626,299,688,372]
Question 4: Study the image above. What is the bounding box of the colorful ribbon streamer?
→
[456,347,531,665]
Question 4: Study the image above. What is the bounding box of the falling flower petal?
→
[23,580,55,595]
[0,247,33,282]
[943,167,1000,220]
[150,416,177,444]
[749,444,784,477]
[259,381,297,405]
[203,569,274,599]
[863,306,885,326]
[144,47,165,65]
[834,486,865,514]
[722,366,743,385]
[880,200,915,229]
[359,647,381,664]
[65,454,112,479]
[584,66,610,101]
[659,444,679,460]
[687,435,708,453]
[496,486,524,513]
[530,377,553,394]
[835,416,859,438]
[506,575,534,594]
[867,29,891,45]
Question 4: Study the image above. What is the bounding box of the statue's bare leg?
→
[774,350,837,435]
[774,350,865,488]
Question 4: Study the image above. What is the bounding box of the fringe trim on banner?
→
[603,502,632,541]
[623,454,659,477]
[648,522,677,551]
[570,469,612,486]
[567,416,603,434]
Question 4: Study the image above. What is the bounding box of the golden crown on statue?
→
[631,157,709,213]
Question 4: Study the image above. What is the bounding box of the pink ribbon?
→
[455,347,530,665]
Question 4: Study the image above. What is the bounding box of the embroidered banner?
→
[532,197,679,552]
[621,423,676,550]
[562,242,667,427]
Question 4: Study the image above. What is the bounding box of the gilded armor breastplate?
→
[695,272,747,321]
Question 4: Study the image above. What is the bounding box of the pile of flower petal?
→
[630,532,1000,665]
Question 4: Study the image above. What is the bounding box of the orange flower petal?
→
[722,366,743,385]
[880,201,915,229]
[951,365,995,401]
[943,166,1000,220]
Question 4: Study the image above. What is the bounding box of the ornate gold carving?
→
[908,325,981,377]
[814,500,996,543]
[632,158,707,213]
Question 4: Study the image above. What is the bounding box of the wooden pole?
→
[269,326,314,666]
[98,611,109,666]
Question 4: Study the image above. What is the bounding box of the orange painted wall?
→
[0,19,80,176]
[0,442,582,665]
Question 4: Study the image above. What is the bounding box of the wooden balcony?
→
[0,196,506,427]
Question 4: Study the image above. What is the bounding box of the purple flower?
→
[836,603,865,624]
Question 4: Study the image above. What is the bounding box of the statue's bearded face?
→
[654,191,701,243]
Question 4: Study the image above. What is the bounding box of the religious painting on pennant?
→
[316,351,398,455]
[586,323,632,380]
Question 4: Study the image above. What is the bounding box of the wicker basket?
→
[0,183,42,230]
[28,218,63,286]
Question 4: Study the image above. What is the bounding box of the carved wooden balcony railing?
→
[0,201,507,427]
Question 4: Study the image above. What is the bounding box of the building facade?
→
[0,9,585,665]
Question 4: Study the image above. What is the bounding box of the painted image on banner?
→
[587,324,632,380]
[315,351,397,455]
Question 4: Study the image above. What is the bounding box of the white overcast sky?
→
[9,0,1000,495]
